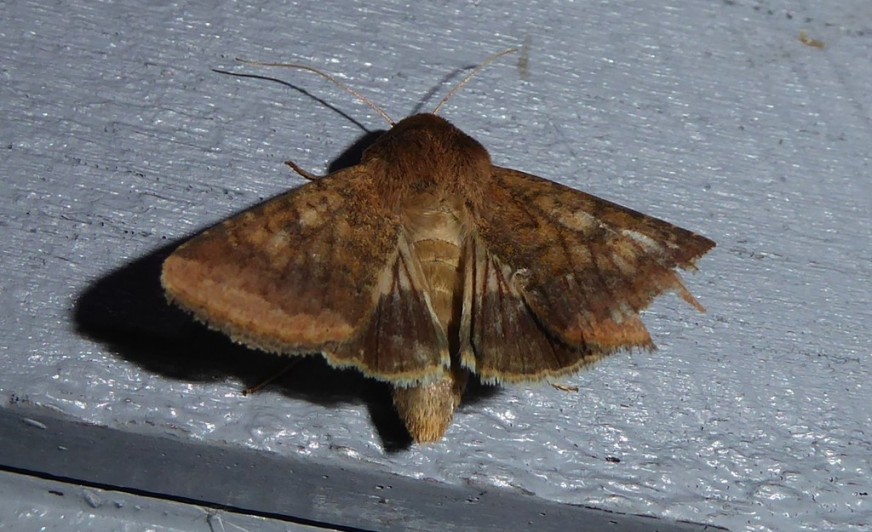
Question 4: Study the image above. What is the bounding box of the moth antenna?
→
[235,58,396,126]
[433,47,519,116]
[285,159,322,181]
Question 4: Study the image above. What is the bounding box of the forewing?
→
[162,165,448,383]
[464,166,714,380]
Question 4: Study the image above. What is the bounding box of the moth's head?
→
[361,113,492,210]
[363,113,491,172]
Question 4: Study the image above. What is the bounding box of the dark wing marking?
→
[459,237,612,384]
[327,231,450,384]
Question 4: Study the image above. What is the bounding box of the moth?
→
[162,51,715,443]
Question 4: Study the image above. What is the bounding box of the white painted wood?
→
[1,0,869,529]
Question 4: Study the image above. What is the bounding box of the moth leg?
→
[284,159,322,181]
[550,382,579,393]
[242,359,301,396]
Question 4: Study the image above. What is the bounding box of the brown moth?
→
[162,51,715,443]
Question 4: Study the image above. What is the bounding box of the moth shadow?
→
[74,238,417,447]
[326,129,385,173]
[73,130,418,450]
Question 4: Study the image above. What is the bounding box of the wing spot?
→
[298,207,323,227]
[621,229,661,253]
[557,210,599,232]
[269,230,289,250]
[611,250,636,276]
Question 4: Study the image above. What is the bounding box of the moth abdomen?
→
[393,194,470,442]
